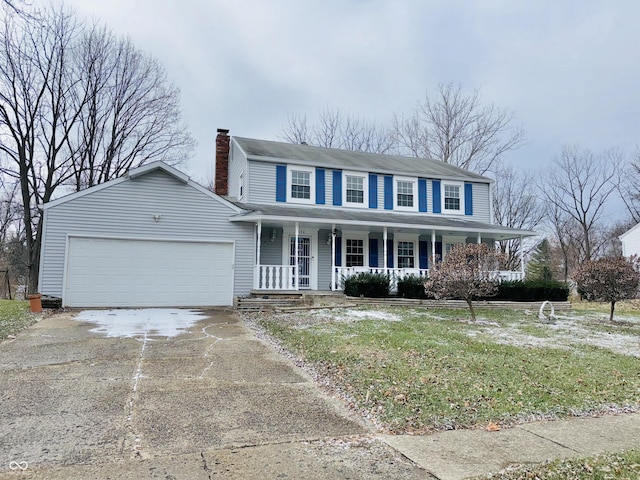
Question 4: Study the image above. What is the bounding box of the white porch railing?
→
[494,270,525,281]
[254,265,296,290]
[253,265,525,291]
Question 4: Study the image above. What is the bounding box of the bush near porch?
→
[343,272,390,298]
[254,305,640,434]
[395,276,570,302]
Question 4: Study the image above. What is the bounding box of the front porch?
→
[244,214,532,293]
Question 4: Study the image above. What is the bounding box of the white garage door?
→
[64,237,234,307]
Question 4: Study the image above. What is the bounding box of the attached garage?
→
[38,162,255,308]
[64,237,234,307]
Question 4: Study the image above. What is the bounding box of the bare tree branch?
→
[538,145,620,267]
[392,83,526,174]
[280,106,393,153]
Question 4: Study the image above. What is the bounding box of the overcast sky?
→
[31,0,640,191]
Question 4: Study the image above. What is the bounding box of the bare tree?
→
[539,145,620,265]
[617,148,640,223]
[280,106,394,154]
[423,243,504,321]
[492,164,544,270]
[67,25,194,189]
[0,6,194,292]
[574,256,640,322]
[392,83,526,174]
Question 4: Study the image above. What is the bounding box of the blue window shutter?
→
[335,237,342,266]
[435,241,443,262]
[419,241,429,269]
[432,180,441,213]
[316,168,325,204]
[386,239,394,268]
[418,178,427,212]
[276,165,286,202]
[465,183,473,215]
[384,176,393,210]
[369,238,379,267]
[369,174,378,209]
[333,170,342,206]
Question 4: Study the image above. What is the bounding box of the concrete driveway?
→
[0,309,426,479]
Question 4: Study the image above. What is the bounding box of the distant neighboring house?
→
[620,223,640,257]
[38,129,535,308]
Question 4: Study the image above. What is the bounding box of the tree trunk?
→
[466,298,477,322]
[610,300,616,323]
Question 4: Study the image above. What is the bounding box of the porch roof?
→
[229,202,536,240]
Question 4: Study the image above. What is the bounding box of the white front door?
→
[289,236,312,289]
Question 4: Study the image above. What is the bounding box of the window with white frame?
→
[239,171,245,198]
[346,239,365,267]
[397,241,415,268]
[442,181,464,214]
[287,166,315,204]
[343,172,368,207]
[394,176,418,211]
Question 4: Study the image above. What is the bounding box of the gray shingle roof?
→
[230,202,535,239]
[233,137,492,183]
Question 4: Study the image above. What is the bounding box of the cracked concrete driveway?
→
[0,309,427,479]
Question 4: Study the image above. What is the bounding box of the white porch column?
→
[256,221,262,266]
[520,235,525,274]
[477,232,482,244]
[431,230,436,262]
[331,224,336,291]
[383,227,388,272]
[294,222,299,290]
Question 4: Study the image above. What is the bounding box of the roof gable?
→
[42,161,243,213]
[233,136,492,183]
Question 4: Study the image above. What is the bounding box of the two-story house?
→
[216,129,535,293]
[38,129,535,308]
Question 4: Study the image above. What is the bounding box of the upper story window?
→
[291,171,310,199]
[394,176,418,211]
[239,171,245,198]
[343,171,368,208]
[287,165,315,204]
[442,181,464,214]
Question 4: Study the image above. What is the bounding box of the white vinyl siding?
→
[228,141,248,200]
[247,160,276,204]
[39,169,254,301]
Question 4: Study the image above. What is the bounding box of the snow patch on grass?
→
[467,313,640,357]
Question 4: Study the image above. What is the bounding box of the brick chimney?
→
[215,128,230,196]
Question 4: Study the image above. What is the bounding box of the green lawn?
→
[256,306,640,433]
[0,300,37,339]
[475,449,640,479]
